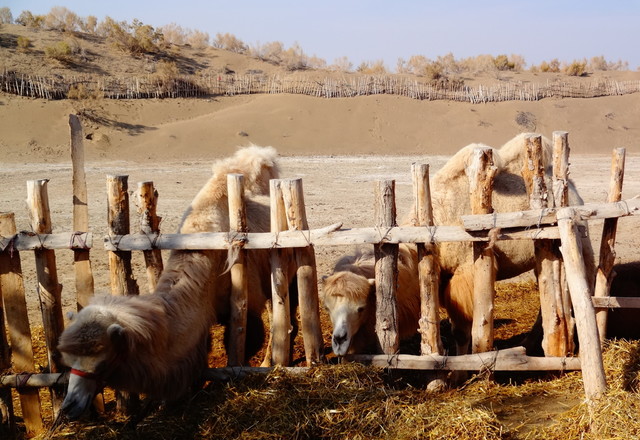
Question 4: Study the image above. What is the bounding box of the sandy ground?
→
[1,152,639,326]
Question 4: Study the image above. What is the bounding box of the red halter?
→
[70,368,100,380]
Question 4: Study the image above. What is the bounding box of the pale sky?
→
[4,0,640,70]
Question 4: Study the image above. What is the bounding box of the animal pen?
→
[0,117,638,437]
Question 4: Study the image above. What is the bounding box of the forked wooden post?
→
[269,179,292,365]
[26,179,65,412]
[227,174,248,366]
[411,163,442,355]
[551,131,575,354]
[0,212,44,436]
[137,181,164,291]
[107,175,139,296]
[594,147,626,343]
[69,114,95,310]
[557,207,606,401]
[468,147,497,353]
[374,180,400,354]
[280,178,324,365]
[523,134,570,356]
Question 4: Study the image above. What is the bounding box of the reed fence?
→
[0,121,638,436]
[2,69,640,102]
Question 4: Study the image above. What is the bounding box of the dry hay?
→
[7,281,640,439]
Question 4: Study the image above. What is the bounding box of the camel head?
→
[58,306,128,420]
[321,272,375,356]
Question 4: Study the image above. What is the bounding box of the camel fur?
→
[58,145,282,420]
[321,245,420,356]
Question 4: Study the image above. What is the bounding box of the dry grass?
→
[6,281,640,439]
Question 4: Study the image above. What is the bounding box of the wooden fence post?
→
[269,180,292,365]
[280,178,324,365]
[551,131,575,354]
[594,147,626,343]
[523,135,571,356]
[468,148,497,353]
[26,179,65,412]
[0,212,44,436]
[69,114,94,310]
[137,181,164,291]
[106,175,139,296]
[0,227,14,434]
[374,180,400,354]
[227,174,248,366]
[557,207,606,401]
[411,164,442,355]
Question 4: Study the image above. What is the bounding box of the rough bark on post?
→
[107,175,139,296]
[269,180,292,365]
[524,135,570,356]
[411,163,442,355]
[227,174,248,366]
[0,212,44,436]
[137,181,164,291]
[69,114,95,310]
[374,180,400,354]
[594,147,626,343]
[467,148,497,354]
[26,179,65,411]
[557,207,607,401]
[281,178,323,365]
[0,232,14,433]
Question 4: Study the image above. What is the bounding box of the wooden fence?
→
[2,68,640,101]
[0,122,638,436]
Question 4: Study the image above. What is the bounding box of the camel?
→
[321,245,420,356]
[322,133,595,357]
[58,145,283,420]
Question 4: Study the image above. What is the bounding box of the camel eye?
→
[357,306,365,313]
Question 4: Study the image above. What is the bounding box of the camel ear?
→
[66,311,77,321]
[367,278,376,295]
[107,324,127,350]
[320,275,328,284]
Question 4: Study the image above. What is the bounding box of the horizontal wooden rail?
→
[0,231,92,251]
[347,346,582,371]
[462,197,640,231]
[103,224,561,251]
[592,296,640,309]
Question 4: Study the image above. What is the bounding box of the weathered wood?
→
[70,114,95,310]
[106,175,139,296]
[592,296,640,309]
[462,196,640,231]
[0,225,14,432]
[374,180,399,354]
[0,213,44,436]
[347,346,583,371]
[227,174,248,366]
[0,231,92,251]
[269,180,292,366]
[103,223,562,251]
[557,207,607,401]
[523,135,570,357]
[411,163,442,355]
[595,148,626,343]
[136,181,164,291]
[552,131,570,207]
[26,180,65,412]
[280,179,323,365]
[467,147,497,354]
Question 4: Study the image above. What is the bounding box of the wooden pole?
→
[0,213,44,436]
[227,174,248,366]
[468,148,496,354]
[551,131,575,354]
[594,147,626,343]
[69,114,95,310]
[374,180,400,354]
[411,163,442,355]
[136,181,164,291]
[557,207,606,401]
[523,135,571,356]
[106,175,139,296]
[269,180,291,365]
[0,226,14,434]
[280,178,324,365]
[26,179,65,412]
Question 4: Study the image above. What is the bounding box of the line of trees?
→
[0,6,631,77]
